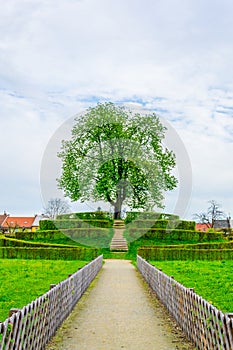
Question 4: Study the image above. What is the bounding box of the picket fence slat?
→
[0,255,103,350]
[137,255,233,350]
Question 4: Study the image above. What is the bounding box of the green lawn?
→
[0,259,87,321]
[150,260,233,313]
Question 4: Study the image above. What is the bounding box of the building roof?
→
[213,219,230,229]
[0,214,8,226]
[2,216,35,228]
[196,223,211,230]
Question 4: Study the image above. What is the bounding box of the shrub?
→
[127,228,221,242]
[54,219,112,229]
[0,235,75,248]
[0,247,99,260]
[153,241,233,250]
[39,220,57,230]
[124,211,180,224]
[127,220,195,230]
[16,228,110,241]
[138,247,233,261]
[56,211,114,223]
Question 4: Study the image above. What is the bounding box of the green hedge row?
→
[39,219,112,230]
[63,228,111,239]
[138,247,233,261]
[124,212,179,224]
[0,247,99,260]
[56,211,114,223]
[154,241,233,250]
[17,228,111,241]
[127,219,195,230]
[127,228,221,241]
[55,219,112,229]
[0,236,78,248]
[39,220,57,230]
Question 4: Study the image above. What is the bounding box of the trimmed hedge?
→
[55,219,112,229]
[39,219,112,230]
[152,241,233,250]
[138,247,233,261]
[56,211,114,223]
[16,228,111,241]
[127,219,195,230]
[124,211,179,224]
[39,220,57,230]
[127,228,221,242]
[0,236,78,249]
[0,247,99,260]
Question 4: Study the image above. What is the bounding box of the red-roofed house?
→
[0,213,8,230]
[2,216,36,233]
[196,223,211,232]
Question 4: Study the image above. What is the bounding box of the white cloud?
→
[1,0,233,218]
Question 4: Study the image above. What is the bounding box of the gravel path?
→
[47,260,195,350]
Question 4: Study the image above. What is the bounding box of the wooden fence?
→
[0,255,103,350]
[137,255,233,350]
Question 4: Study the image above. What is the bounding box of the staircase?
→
[110,220,128,251]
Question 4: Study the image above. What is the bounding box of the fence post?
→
[9,308,20,317]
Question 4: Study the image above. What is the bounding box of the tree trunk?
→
[114,197,123,219]
[114,210,121,220]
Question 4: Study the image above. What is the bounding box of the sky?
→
[1,0,233,220]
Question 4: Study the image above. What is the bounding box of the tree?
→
[44,198,70,219]
[58,102,177,219]
[193,200,225,228]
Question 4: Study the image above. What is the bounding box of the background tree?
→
[58,102,177,219]
[193,200,225,228]
[44,198,70,219]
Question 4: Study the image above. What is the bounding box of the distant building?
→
[196,223,211,232]
[1,216,35,233]
[213,219,232,230]
[0,212,8,231]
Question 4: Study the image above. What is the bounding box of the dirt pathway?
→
[47,260,195,350]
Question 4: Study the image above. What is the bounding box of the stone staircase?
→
[110,220,128,251]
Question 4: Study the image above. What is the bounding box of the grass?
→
[0,259,87,321]
[23,229,114,249]
[150,260,233,313]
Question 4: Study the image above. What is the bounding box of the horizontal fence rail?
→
[0,255,103,350]
[137,255,233,350]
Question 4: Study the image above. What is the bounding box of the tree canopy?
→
[58,102,177,219]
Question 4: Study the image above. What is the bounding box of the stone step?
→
[111,238,127,241]
[110,223,128,251]
[113,220,125,228]
[110,246,128,251]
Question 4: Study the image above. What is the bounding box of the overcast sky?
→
[1,0,233,220]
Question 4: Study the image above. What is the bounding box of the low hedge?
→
[55,219,112,229]
[152,241,233,250]
[56,211,114,223]
[127,228,221,241]
[0,247,99,260]
[138,247,233,261]
[39,220,57,230]
[124,212,179,224]
[127,219,195,230]
[39,219,112,230]
[16,228,111,241]
[0,236,78,249]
